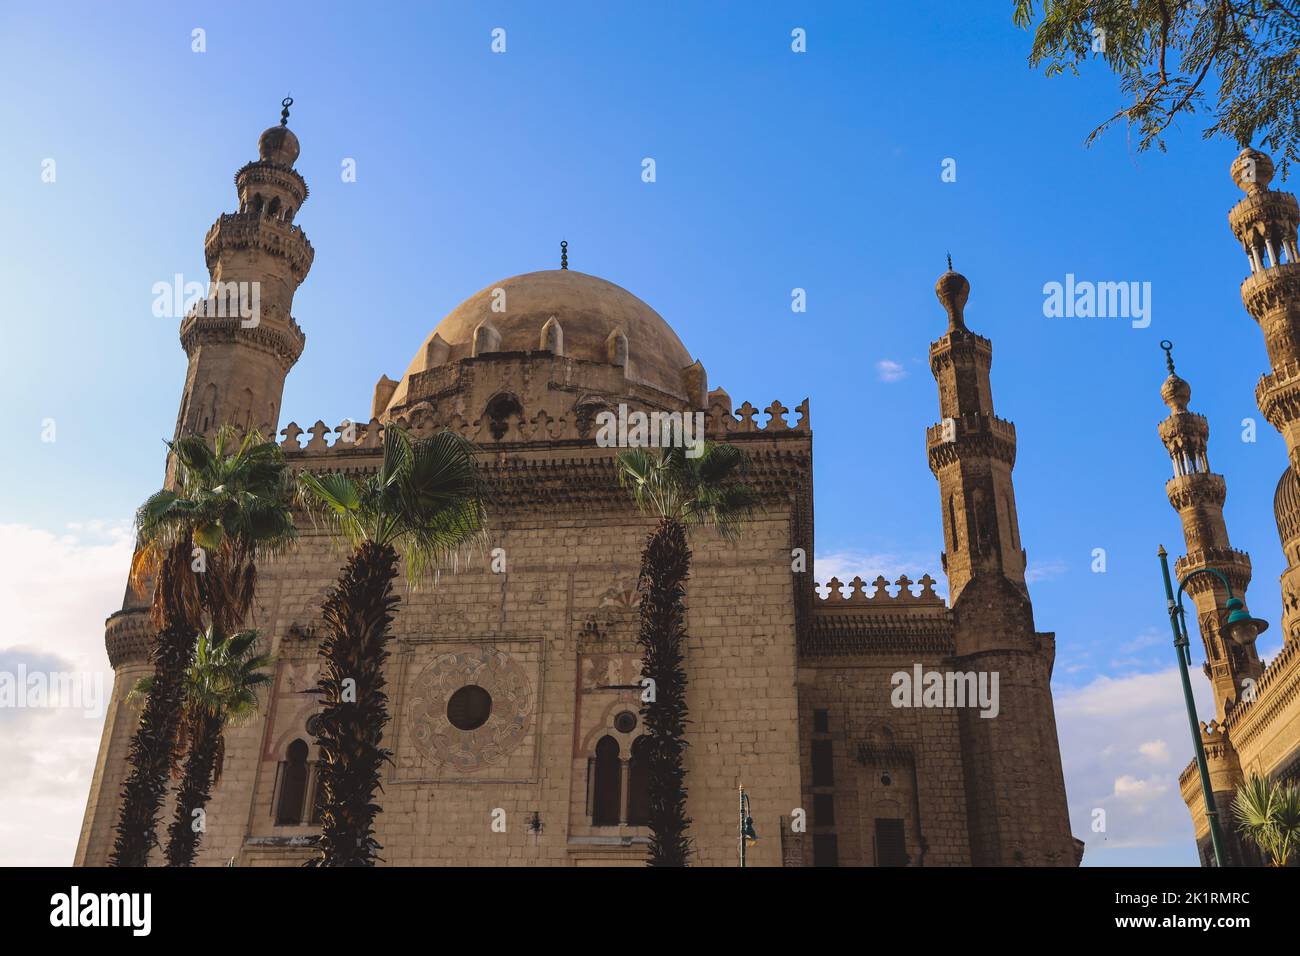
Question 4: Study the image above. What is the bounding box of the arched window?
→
[252,193,264,216]
[275,738,309,825]
[590,735,622,826]
[948,494,960,552]
[484,392,523,441]
[627,736,650,826]
[267,196,281,218]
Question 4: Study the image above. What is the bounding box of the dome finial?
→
[1159,339,1191,412]
[280,96,293,128]
[560,240,568,271]
[935,259,970,332]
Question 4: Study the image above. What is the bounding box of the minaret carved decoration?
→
[1158,341,1263,721]
[172,98,314,455]
[1230,148,1300,647]
[926,264,1027,604]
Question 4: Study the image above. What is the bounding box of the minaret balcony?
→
[1256,359,1300,431]
[1173,547,1252,596]
[1240,260,1300,320]
[204,211,315,280]
[105,607,153,668]
[1165,472,1226,510]
[1229,189,1299,245]
[925,413,1016,472]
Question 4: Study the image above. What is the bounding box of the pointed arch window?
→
[590,736,622,825]
[275,738,309,825]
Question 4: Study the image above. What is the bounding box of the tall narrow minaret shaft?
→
[1157,342,1262,721]
[926,265,1027,605]
[172,98,313,454]
[1228,149,1300,646]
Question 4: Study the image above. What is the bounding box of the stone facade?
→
[1173,149,1300,866]
[74,112,1079,867]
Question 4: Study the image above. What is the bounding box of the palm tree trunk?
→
[109,619,192,867]
[163,710,224,866]
[309,540,400,866]
[637,517,693,866]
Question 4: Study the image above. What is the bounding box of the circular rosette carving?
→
[408,646,533,772]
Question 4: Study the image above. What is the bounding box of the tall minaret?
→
[1157,342,1262,721]
[1228,148,1300,646]
[926,261,1027,606]
[172,98,313,447]
[926,263,1077,866]
[74,103,314,866]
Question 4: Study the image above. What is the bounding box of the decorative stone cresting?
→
[814,573,943,606]
[278,396,811,452]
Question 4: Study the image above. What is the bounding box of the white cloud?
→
[875,359,906,383]
[0,521,133,866]
[1056,668,1214,864]
[1137,739,1171,764]
[1025,558,1067,582]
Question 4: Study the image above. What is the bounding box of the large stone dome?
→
[386,269,695,411]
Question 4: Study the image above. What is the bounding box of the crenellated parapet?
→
[278,395,810,455]
[204,211,315,281]
[815,573,944,607]
[1166,472,1227,513]
[1174,547,1253,595]
[925,413,1017,474]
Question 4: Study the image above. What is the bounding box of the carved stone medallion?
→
[408,646,533,772]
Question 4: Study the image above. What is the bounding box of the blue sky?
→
[0,1,1286,866]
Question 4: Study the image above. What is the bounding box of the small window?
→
[447,685,492,731]
[813,709,829,734]
[811,740,834,787]
[875,818,908,867]
[813,834,839,867]
[813,793,835,826]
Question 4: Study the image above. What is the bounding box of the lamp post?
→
[1157,545,1269,867]
[738,785,757,867]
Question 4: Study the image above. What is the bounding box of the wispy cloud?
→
[1055,668,1213,865]
[0,521,132,866]
[875,359,906,383]
[1026,558,1067,583]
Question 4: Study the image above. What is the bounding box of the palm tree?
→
[614,443,759,866]
[296,425,488,866]
[130,626,272,866]
[1234,774,1300,867]
[111,427,295,867]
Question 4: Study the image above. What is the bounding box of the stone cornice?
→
[180,313,305,370]
[205,212,315,280]
[800,607,955,658]
[1166,472,1227,511]
[925,414,1017,473]
[1240,261,1300,321]
[234,161,309,205]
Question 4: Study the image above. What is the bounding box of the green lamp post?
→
[1157,546,1269,867]
[738,785,758,867]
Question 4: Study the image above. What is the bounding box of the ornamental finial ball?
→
[935,263,969,332]
[1232,147,1274,194]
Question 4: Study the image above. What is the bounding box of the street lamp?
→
[738,785,758,867]
[1157,545,1268,867]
